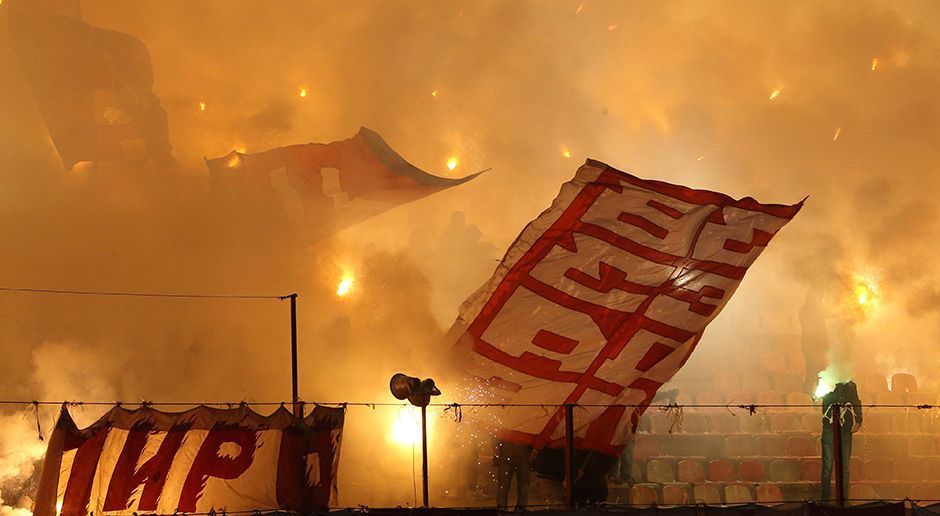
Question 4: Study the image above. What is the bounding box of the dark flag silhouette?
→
[8,0,174,168]
[206,127,484,239]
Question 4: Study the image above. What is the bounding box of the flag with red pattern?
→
[450,160,802,455]
[33,405,344,516]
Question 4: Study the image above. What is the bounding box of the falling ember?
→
[198,101,206,111]
[769,89,781,100]
[833,127,842,141]
[575,2,584,15]
[431,90,438,98]
[336,275,353,297]
[607,23,618,31]
[696,155,706,161]
[562,148,571,158]
[446,156,459,170]
[871,58,879,71]
[299,87,308,98]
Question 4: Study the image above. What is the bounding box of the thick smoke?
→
[1,0,939,508]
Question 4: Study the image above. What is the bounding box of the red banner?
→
[451,160,802,454]
[33,405,344,515]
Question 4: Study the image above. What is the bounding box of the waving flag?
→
[8,0,174,168]
[33,405,344,516]
[206,127,483,239]
[451,160,802,455]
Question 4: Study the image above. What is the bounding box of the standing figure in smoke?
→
[820,381,862,502]
[800,288,829,394]
[494,440,531,511]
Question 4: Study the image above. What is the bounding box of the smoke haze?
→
[1,0,939,508]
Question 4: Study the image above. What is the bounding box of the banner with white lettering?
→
[451,160,802,454]
[33,405,344,515]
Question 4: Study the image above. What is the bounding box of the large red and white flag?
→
[33,405,344,516]
[451,160,802,455]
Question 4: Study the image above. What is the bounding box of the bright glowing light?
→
[389,406,424,445]
[56,500,63,515]
[299,87,308,98]
[446,157,459,170]
[336,275,353,297]
[815,378,834,398]
[855,282,876,306]
[562,148,571,158]
[769,89,781,100]
[198,101,206,111]
[431,89,438,98]
[871,58,879,71]
[833,127,842,141]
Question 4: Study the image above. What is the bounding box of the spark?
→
[431,90,438,98]
[769,89,781,100]
[575,2,584,14]
[562,148,571,158]
[608,23,618,31]
[696,155,706,161]
[833,127,841,141]
[198,101,207,111]
[871,58,879,71]
[299,87,308,98]
[336,275,353,297]
[446,156,459,170]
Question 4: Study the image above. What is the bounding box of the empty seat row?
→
[634,433,940,459]
[623,481,940,506]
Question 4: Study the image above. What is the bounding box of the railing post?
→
[564,404,576,510]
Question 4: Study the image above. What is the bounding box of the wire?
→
[0,286,290,299]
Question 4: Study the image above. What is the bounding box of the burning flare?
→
[769,89,781,100]
[336,275,354,297]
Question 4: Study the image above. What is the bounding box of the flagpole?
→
[289,293,302,418]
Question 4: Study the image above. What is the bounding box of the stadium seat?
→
[756,483,784,504]
[727,391,756,405]
[709,413,740,434]
[738,460,767,482]
[633,434,660,458]
[740,414,770,433]
[662,483,691,505]
[650,413,677,434]
[892,413,920,434]
[770,414,800,433]
[860,412,893,434]
[677,459,706,483]
[693,483,722,504]
[909,435,938,456]
[895,459,924,482]
[724,483,754,504]
[856,372,888,393]
[910,483,940,501]
[922,458,940,478]
[755,391,784,406]
[696,392,724,406]
[801,458,822,481]
[629,484,659,505]
[891,373,918,393]
[759,352,787,373]
[906,392,936,407]
[743,371,772,392]
[708,459,736,482]
[713,370,742,392]
[647,459,676,483]
[724,435,756,457]
[876,391,904,406]
[785,436,816,457]
[860,458,894,482]
[756,435,787,456]
[847,484,879,503]
[774,372,803,393]
[785,352,806,375]
[786,392,815,411]
[680,413,709,434]
[769,459,801,482]
[800,413,820,432]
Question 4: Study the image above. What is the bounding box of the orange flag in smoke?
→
[206,127,483,239]
[8,0,174,168]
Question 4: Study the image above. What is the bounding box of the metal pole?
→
[832,403,845,506]
[289,293,302,418]
[421,404,430,507]
[564,404,576,510]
